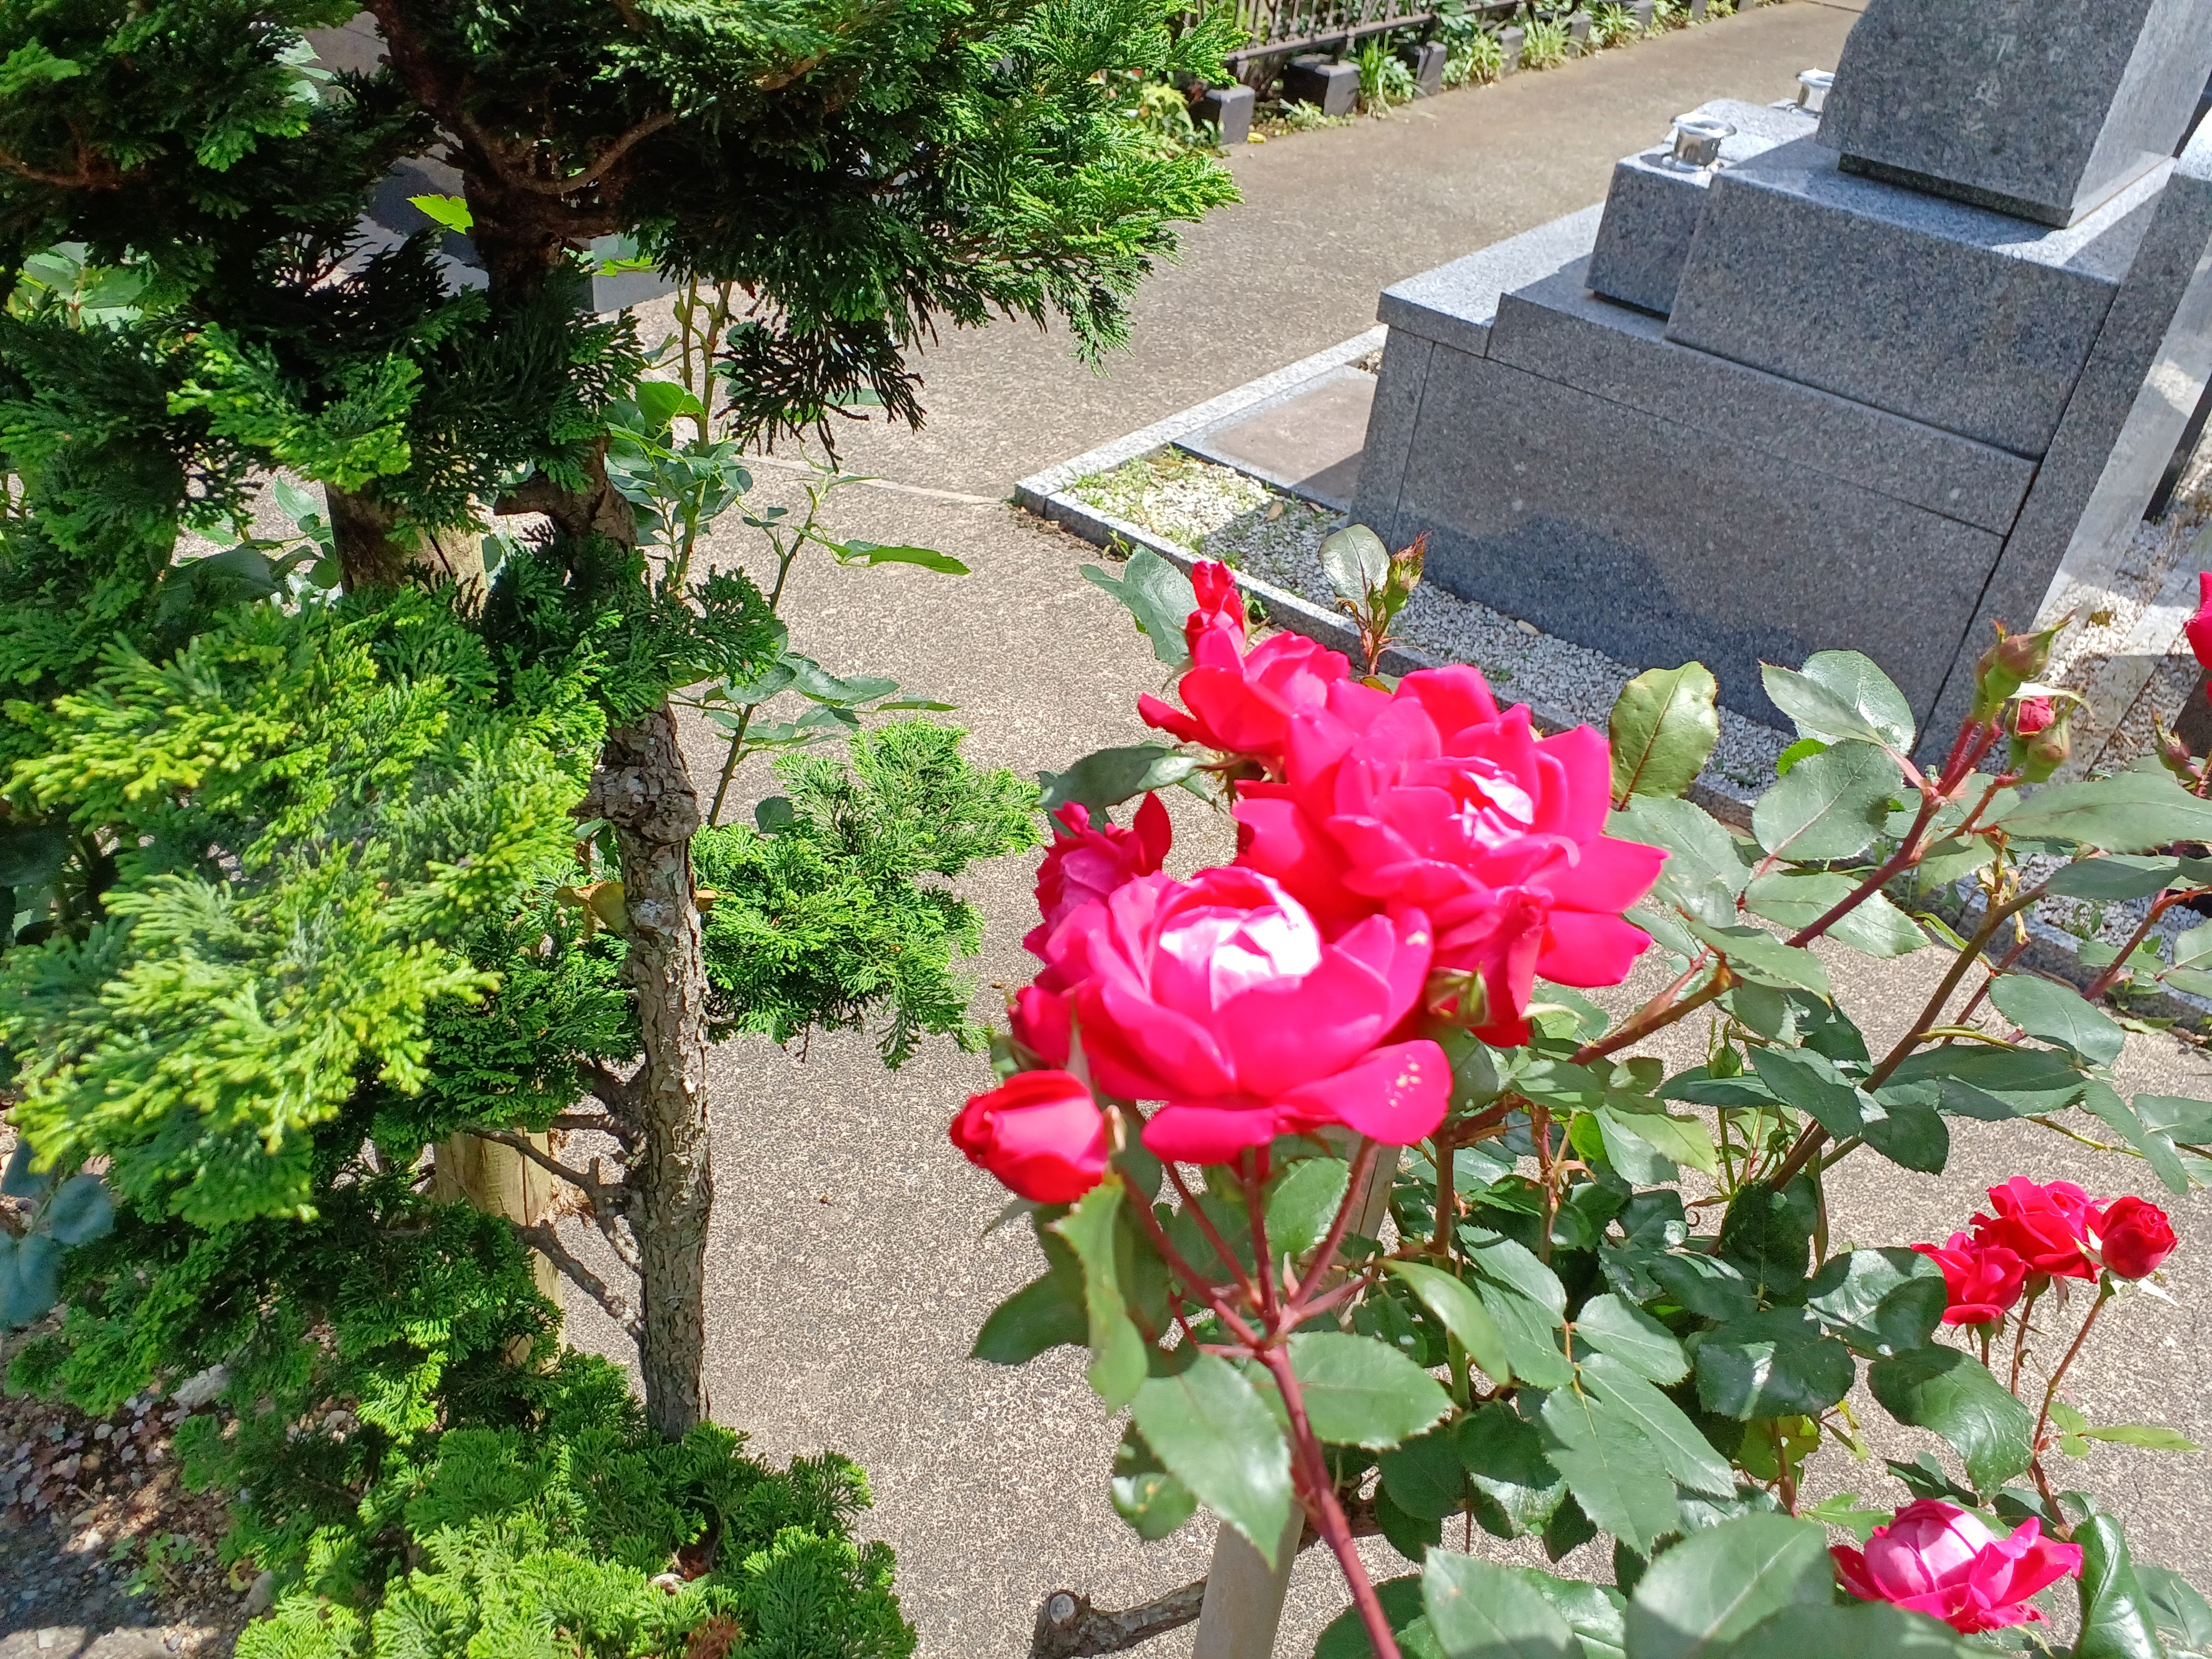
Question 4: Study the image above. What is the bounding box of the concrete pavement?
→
[556,6,2212,1652]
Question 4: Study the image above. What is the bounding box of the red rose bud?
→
[1184,559,1247,657]
[949,1070,1110,1204]
[2011,700,2075,783]
[1972,620,2066,721]
[2095,1194,2177,1279]
[2187,570,2212,672]
[2011,697,2055,736]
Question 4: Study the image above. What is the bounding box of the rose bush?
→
[960,547,2212,1659]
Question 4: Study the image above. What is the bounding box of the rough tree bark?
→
[582,704,715,1437]
[327,483,486,594]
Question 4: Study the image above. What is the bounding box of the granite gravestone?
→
[1352,5,2212,749]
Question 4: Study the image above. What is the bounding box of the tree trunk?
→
[432,1130,563,1356]
[326,483,488,595]
[586,700,714,1437]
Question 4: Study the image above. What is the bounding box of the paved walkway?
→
[557,6,2212,1653]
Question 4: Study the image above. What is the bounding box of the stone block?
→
[1194,83,1255,144]
[1377,350,2005,727]
[1925,122,2212,740]
[1282,56,1358,117]
[1376,205,1601,358]
[1399,41,1447,99]
[1815,0,2212,228]
[1488,261,2038,534]
[1664,137,2162,455]
[1586,99,1818,315]
[1566,11,1591,55]
[1349,334,1434,549]
[1496,25,1523,76]
[1627,2,1654,36]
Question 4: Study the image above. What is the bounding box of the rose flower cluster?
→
[951,562,1666,1198]
[1914,1176,2177,1325]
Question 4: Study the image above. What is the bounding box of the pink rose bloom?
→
[1026,793,1172,961]
[2187,571,2212,672]
[1184,559,1247,657]
[1138,581,1351,767]
[1012,867,1449,1163]
[1833,1500,2083,1634]
[1912,1231,2028,1325]
[1232,666,1665,1045]
[950,1070,1110,1204]
[1972,1177,2098,1281]
[2093,1194,2177,1280]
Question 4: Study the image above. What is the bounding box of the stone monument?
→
[1351,0,2212,748]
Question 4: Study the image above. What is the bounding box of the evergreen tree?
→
[0,0,1230,1457]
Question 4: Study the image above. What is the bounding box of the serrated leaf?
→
[1685,923,1831,999]
[1082,548,1199,667]
[1648,1253,1759,1322]
[1387,1260,1512,1384]
[1039,744,1197,813]
[1130,1354,1293,1565]
[1867,1346,2035,1493]
[1996,767,2212,853]
[1457,1403,1568,1541]
[1610,797,1748,928]
[1989,973,2125,1066]
[1574,1294,1687,1384]
[1624,1513,1833,1659]
[1760,652,1914,751]
[1050,1178,1147,1410]
[1380,1428,1469,1521]
[1321,524,1391,602]
[1751,742,1900,864]
[2073,1514,2164,1659]
[1290,1332,1454,1449]
[1802,1247,1946,1357]
[1715,1183,1813,1298]
[1578,1352,1734,1498]
[2080,1082,2191,1197]
[1609,663,1720,805]
[407,191,473,233]
[1266,1156,1349,1265]
[1712,1600,1981,1657]
[1884,1045,2087,1120]
[1748,1047,1870,1141]
[1466,1232,1573,1387]
[1317,1575,1432,1659]
[1742,871,1923,956]
[1538,1388,1683,1558]
[2076,1424,2201,1451]
[1597,1104,1716,1176]
[2043,856,2185,900]
[1423,1551,1578,1659]
[1693,1309,1854,1419]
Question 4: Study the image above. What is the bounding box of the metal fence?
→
[1210,0,1519,76]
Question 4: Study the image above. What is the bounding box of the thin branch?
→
[476,1128,626,1209]
[507,111,676,196]
[1570,963,1731,1066]
[514,1221,641,1339]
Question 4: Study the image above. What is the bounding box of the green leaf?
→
[2137,1561,2212,1650]
[1883,1045,2087,1121]
[407,191,473,233]
[1987,973,2125,1066]
[1289,1332,1454,1449]
[1081,548,1199,667]
[1597,1105,1717,1176]
[632,378,708,432]
[44,1175,113,1247]
[834,540,969,574]
[1321,523,1391,602]
[1802,1248,1945,1358]
[2043,856,2184,900]
[1467,1232,1574,1388]
[1039,744,1197,813]
[1381,1427,1470,1521]
[2,1140,51,1199]
[2074,1514,2164,1659]
[972,1272,1088,1363]
[1610,798,1748,928]
[1574,1294,1688,1385]
[1742,871,1923,956]
[1715,1183,1813,1298]
[1458,1402,1568,1540]
[1110,1464,1196,1539]
[1514,1573,1627,1659]
[753,795,796,834]
[1423,1551,1579,1659]
[1647,1253,1758,1323]
[1685,923,1832,999]
[1713,1602,1980,1658]
[1693,1309,1854,1419]
[1578,1352,1735,1498]
[1050,1178,1148,1410]
[1860,1081,1949,1175]
[1762,652,1915,751]
[2136,1094,2212,1146]
[1539,1387,1683,1557]
[1996,766,2212,853]
[1750,1047,1870,1141]
[1267,1157,1350,1264]
[1609,664,1721,805]
[1751,742,1900,864]
[2075,1424,2201,1451]
[1867,1347,2035,1493]
[1130,1354,1294,1566]
[1376,1482,1445,1565]
[2080,1083,2191,1197]
[1387,1260,1512,1384]
[1623,1513,1833,1659]
[1317,1575,1431,1659]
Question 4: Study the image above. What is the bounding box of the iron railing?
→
[1210,0,1518,74]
